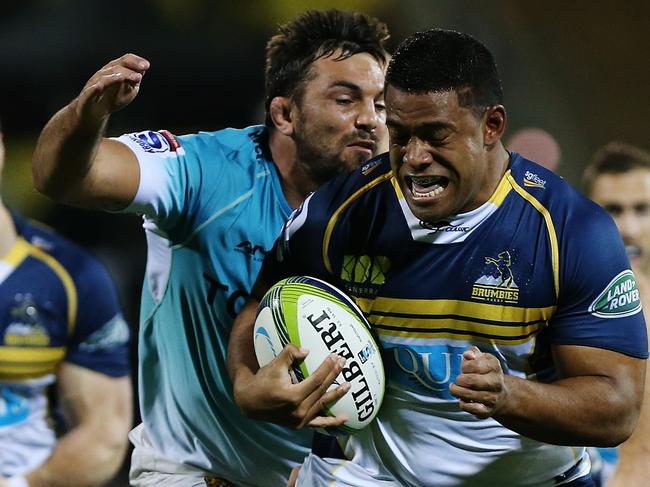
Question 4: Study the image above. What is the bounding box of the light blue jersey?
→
[116,126,312,486]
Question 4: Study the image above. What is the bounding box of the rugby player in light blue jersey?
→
[230,30,648,486]
[32,10,390,487]
[0,120,132,487]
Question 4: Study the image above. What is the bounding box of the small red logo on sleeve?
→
[159,130,181,151]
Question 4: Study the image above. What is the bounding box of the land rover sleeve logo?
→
[589,269,642,318]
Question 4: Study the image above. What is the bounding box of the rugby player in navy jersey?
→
[32,10,390,487]
[229,30,648,486]
[0,118,132,487]
[583,142,650,487]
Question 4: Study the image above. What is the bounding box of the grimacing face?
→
[591,169,650,269]
[385,86,499,224]
[291,51,387,183]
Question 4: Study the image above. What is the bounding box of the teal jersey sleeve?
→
[116,127,292,245]
[116,129,204,240]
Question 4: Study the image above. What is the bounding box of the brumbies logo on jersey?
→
[471,250,520,304]
[4,294,50,346]
[127,130,181,153]
[589,270,642,318]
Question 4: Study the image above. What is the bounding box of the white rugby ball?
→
[253,276,385,433]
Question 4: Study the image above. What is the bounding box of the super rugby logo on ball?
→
[253,276,385,433]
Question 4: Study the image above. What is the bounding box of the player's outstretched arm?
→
[32,53,149,211]
[228,296,350,429]
[22,363,133,487]
[450,345,645,446]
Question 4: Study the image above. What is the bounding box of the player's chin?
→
[344,148,376,169]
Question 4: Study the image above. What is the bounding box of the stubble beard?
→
[294,130,353,185]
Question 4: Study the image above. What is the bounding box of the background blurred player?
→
[0,118,132,487]
[506,126,562,172]
[229,29,648,486]
[31,10,390,487]
[583,142,650,487]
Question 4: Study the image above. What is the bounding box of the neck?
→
[0,203,18,258]
[481,143,511,200]
[268,128,320,209]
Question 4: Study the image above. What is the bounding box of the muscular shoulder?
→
[508,153,616,242]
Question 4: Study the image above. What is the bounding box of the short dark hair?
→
[583,142,650,194]
[386,29,503,116]
[264,9,390,127]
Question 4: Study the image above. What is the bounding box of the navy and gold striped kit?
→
[264,153,648,486]
[0,212,129,477]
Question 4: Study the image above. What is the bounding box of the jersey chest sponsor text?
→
[388,344,468,399]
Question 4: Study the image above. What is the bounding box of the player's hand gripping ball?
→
[253,276,385,433]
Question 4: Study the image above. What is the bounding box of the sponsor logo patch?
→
[419,220,470,234]
[127,130,175,153]
[340,255,390,297]
[523,171,546,189]
[79,314,130,351]
[589,270,642,318]
[357,343,376,364]
[159,129,181,151]
[361,158,382,176]
[235,241,268,261]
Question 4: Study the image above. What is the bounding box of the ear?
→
[269,96,294,136]
[483,105,506,147]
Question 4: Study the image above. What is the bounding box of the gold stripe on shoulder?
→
[1,238,31,267]
[322,171,393,274]
[26,243,78,336]
[506,173,560,298]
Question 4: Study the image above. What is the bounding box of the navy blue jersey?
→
[0,211,129,476]
[264,152,648,485]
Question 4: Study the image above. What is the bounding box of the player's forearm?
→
[494,374,641,447]
[32,99,108,205]
[24,416,130,487]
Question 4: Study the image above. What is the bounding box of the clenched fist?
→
[449,346,509,419]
